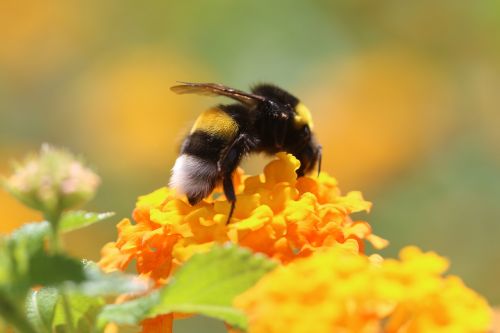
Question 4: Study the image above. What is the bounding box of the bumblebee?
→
[169,82,321,223]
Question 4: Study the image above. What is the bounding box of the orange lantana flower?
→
[99,153,385,284]
[99,153,386,331]
[235,245,492,333]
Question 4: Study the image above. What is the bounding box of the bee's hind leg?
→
[222,175,236,225]
[218,133,252,224]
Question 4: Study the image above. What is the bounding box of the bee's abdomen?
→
[190,107,239,139]
[181,131,229,163]
[169,107,238,205]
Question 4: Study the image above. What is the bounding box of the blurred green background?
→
[1,1,499,330]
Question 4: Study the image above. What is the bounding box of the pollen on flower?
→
[99,153,385,285]
[234,245,493,333]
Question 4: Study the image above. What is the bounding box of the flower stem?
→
[60,290,76,333]
[44,208,62,254]
[43,208,76,332]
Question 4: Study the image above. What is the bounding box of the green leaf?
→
[0,290,38,333]
[52,293,104,333]
[150,244,277,329]
[73,261,150,296]
[26,287,59,333]
[0,239,12,286]
[9,222,51,254]
[29,251,85,286]
[0,222,52,297]
[97,244,277,330]
[6,222,51,282]
[97,291,160,326]
[59,211,115,233]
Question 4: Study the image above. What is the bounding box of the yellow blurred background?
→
[1,1,499,330]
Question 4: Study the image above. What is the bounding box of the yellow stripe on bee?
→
[294,102,314,129]
[190,107,238,139]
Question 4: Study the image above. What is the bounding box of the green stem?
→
[44,208,62,254]
[60,290,76,333]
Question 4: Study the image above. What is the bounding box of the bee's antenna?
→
[226,201,236,225]
[317,145,322,177]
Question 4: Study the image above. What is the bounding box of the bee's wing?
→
[170,82,266,106]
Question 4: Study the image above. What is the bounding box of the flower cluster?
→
[99,153,386,285]
[234,245,492,333]
[2,144,100,214]
[99,153,387,332]
[99,152,493,333]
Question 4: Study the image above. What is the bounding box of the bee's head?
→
[252,83,319,175]
[252,84,314,130]
[251,84,299,107]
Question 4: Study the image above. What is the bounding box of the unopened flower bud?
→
[2,144,100,214]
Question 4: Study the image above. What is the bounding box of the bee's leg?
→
[217,133,252,224]
[222,175,236,224]
[217,134,247,173]
[317,145,322,176]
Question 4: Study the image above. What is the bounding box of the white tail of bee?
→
[169,154,218,204]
